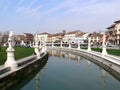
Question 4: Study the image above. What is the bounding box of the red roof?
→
[76,33,85,36]
[39,32,50,35]
[66,30,80,34]
[114,20,120,23]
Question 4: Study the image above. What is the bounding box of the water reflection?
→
[8,58,48,90]
[100,68,107,90]
[47,50,120,90]
[56,50,120,80]
[49,50,83,64]
[35,73,40,90]
[6,50,120,90]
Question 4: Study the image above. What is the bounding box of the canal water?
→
[13,50,120,90]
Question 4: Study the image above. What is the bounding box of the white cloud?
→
[16,5,42,16]
[6,0,120,33]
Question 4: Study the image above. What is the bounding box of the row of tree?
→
[0,31,9,49]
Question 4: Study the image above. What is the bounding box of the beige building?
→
[38,32,50,42]
[89,32,104,45]
[48,33,65,42]
[107,20,120,45]
[63,30,82,43]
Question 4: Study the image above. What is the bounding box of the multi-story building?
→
[89,32,102,45]
[23,33,34,44]
[107,20,120,45]
[48,33,65,42]
[63,30,82,43]
[14,33,33,46]
[75,32,89,44]
[106,24,116,45]
[38,32,50,42]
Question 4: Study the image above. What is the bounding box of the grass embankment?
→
[82,47,120,56]
[0,47,34,65]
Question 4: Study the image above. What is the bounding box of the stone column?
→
[5,30,18,70]
[102,34,107,55]
[87,37,91,52]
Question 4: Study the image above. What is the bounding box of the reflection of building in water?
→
[100,68,107,90]
[41,65,47,77]
[60,51,64,59]
[49,50,83,63]
[35,73,40,90]
[77,56,81,64]
[35,65,47,90]
[87,61,92,71]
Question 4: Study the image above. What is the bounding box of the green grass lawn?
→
[0,46,34,65]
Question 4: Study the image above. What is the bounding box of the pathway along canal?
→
[10,50,120,90]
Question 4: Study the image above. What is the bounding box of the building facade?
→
[107,20,120,45]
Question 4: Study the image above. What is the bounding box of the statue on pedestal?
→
[5,29,17,70]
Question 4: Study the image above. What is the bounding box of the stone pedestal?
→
[5,47,18,70]
[102,34,107,56]
[87,37,91,52]
[102,47,107,55]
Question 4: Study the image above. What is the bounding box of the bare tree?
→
[0,31,9,47]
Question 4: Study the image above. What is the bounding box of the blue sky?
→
[0,0,120,34]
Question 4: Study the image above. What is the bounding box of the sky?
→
[0,0,120,34]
